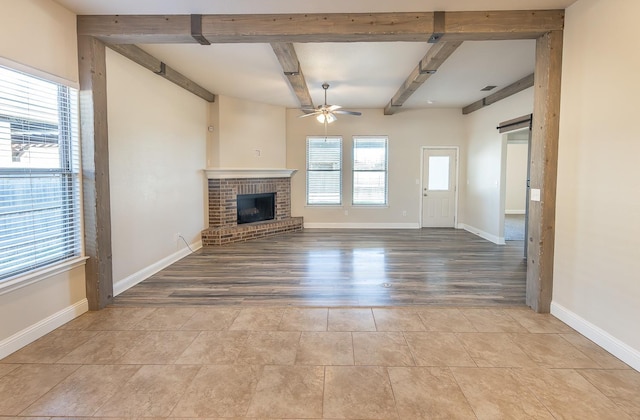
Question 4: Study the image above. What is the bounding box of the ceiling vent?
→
[481,85,497,91]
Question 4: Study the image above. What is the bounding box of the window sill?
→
[0,256,89,296]
[304,205,344,208]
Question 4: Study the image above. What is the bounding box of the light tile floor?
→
[1,306,639,419]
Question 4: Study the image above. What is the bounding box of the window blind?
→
[0,65,81,281]
[306,136,342,205]
[353,137,388,205]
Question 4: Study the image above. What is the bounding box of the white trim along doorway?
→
[420,147,459,228]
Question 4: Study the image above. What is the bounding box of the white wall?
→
[505,141,529,213]
[287,108,466,227]
[207,100,220,168]
[106,49,208,294]
[0,0,87,359]
[552,0,640,370]
[463,88,534,243]
[213,95,287,169]
[0,0,78,85]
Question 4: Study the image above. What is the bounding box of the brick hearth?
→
[201,170,303,245]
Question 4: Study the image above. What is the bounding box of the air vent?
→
[481,85,497,91]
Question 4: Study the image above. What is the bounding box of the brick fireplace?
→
[201,169,303,245]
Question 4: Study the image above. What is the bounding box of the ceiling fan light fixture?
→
[300,83,360,123]
[316,112,336,124]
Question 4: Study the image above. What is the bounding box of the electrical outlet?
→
[402,210,407,217]
[175,232,181,242]
[344,210,348,216]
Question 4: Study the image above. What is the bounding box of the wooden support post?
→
[78,35,114,310]
[527,30,563,313]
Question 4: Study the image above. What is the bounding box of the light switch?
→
[531,188,541,202]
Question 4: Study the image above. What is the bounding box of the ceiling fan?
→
[300,83,362,124]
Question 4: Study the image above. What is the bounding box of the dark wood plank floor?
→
[113,229,527,307]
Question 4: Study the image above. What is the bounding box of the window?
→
[306,136,342,205]
[428,156,451,190]
[0,65,81,282]
[353,136,388,205]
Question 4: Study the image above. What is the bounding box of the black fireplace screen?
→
[237,193,275,224]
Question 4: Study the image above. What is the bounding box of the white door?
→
[422,148,457,227]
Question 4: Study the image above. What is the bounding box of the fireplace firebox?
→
[237,193,275,225]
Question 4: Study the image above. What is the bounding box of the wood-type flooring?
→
[113,228,527,307]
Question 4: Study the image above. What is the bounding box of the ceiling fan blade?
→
[307,83,358,122]
[333,110,362,116]
[299,111,321,118]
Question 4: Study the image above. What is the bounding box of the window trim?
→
[352,135,389,206]
[306,136,343,206]
[0,63,83,285]
[0,256,88,296]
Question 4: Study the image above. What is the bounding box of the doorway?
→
[498,115,532,257]
[421,147,458,228]
[503,135,528,241]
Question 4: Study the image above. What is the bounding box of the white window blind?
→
[307,136,342,205]
[0,65,81,282]
[353,136,388,205]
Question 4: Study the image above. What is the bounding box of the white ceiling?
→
[54,0,579,110]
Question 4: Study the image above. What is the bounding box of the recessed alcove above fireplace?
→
[201,169,303,246]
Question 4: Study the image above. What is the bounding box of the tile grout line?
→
[449,366,482,420]
[574,368,637,418]
[385,365,401,420]
[15,363,82,418]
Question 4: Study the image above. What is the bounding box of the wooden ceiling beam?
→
[270,43,314,109]
[201,13,434,43]
[107,44,215,102]
[440,10,564,41]
[384,40,462,115]
[462,73,535,115]
[78,15,195,44]
[78,10,563,44]
[78,13,434,44]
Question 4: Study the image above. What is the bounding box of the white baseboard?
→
[303,223,420,229]
[0,298,89,360]
[113,240,202,296]
[551,302,640,372]
[506,210,526,215]
[459,223,504,245]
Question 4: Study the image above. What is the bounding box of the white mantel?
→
[205,168,297,179]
